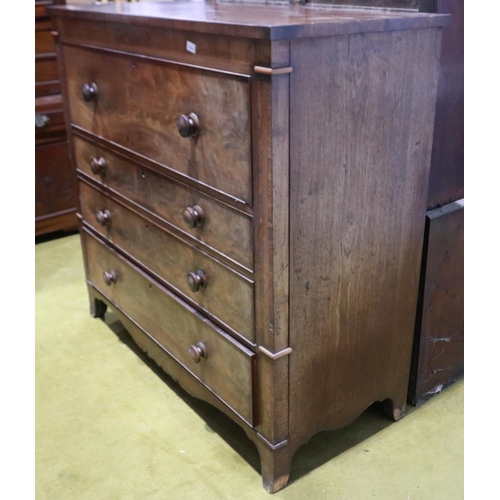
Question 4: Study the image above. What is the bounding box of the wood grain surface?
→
[409,200,464,405]
[63,44,252,203]
[250,40,291,452]
[288,27,442,445]
[79,181,255,344]
[35,0,75,236]
[35,95,67,145]
[35,209,77,237]
[52,1,447,492]
[83,229,256,424]
[55,18,259,76]
[35,141,76,223]
[73,136,254,271]
[86,284,288,459]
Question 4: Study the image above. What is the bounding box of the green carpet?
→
[36,234,464,499]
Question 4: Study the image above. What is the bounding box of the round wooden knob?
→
[186,270,207,292]
[82,82,99,102]
[90,157,106,174]
[183,205,204,229]
[177,113,199,138]
[188,342,207,364]
[102,270,116,286]
[96,209,111,226]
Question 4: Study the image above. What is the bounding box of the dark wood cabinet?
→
[306,0,465,404]
[50,1,447,492]
[35,0,77,236]
[307,0,433,9]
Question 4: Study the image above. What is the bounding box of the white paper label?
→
[186,41,196,54]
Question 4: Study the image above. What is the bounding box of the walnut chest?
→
[49,1,448,492]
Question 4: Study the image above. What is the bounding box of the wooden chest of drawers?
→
[50,1,448,492]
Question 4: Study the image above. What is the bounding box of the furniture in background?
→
[36,0,77,236]
[49,1,447,492]
[410,200,464,404]
[301,0,436,9]
[409,0,464,405]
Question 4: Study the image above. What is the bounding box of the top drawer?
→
[63,45,252,203]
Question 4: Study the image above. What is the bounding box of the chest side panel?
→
[289,28,442,442]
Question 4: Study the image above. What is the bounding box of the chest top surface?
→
[48,0,448,39]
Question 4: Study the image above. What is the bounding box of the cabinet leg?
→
[258,444,293,494]
[88,286,107,318]
[382,397,407,422]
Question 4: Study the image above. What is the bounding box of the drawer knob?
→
[183,205,204,229]
[82,82,99,102]
[90,157,106,175]
[186,270,207,292]
[102,270,116,286]
[177,113,200,138]
[96,209,111,226]
[188,342,207,364]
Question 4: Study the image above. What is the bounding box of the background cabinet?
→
[35,0,77,236]
[306,0,464,405]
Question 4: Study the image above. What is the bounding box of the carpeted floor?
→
[35,234,464,499]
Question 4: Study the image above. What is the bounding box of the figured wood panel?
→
[409,200,464,405]
[74,136,253,271]
[289,28,442,441]
[82,230,255,424]
[427,0,464,209]
[63,44,252,203]
[79,181,255,344]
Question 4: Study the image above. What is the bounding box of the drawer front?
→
[80,181,255,343]
[35,58,59,83]
[64,45,252,203]
[74,136,253,271]
[82,230,255,424]
[36,141,75,218]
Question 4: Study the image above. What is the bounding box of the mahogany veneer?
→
[50,0,448,492]
[409,199,464,405]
